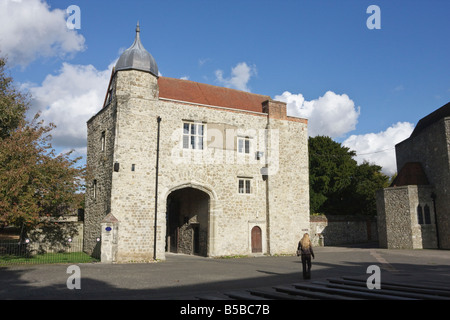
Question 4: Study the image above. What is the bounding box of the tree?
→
[349,161,389,216]
[0,58,28,138]
[309,136,357,214]
[0,57,84,239]
[308,136,389,216]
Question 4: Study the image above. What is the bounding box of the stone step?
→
[342,276,450,297]
[274,284,356,300]
[193,277,450,300]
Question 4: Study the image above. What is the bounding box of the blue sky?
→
[1,0,449,175]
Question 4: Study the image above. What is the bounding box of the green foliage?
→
[0,251,98,266]
[309,136,357,213]
[0,58,28,139]
[309,136,389,216]
[349,161,390,216]
[0,57,85,237]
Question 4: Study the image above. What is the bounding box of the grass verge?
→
[0,251,98,266]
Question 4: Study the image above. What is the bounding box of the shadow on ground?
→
[1,248,450,300]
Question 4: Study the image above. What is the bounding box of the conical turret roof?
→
[115,22,158,77]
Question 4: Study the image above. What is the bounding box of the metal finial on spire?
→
[115,22,159,77]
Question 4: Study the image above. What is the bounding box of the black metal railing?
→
[0,238,99,266]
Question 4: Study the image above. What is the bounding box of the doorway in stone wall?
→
[166,187,209,256]
[251,226,262,253]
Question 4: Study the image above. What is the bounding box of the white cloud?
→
[342,122,414,175]
[0,0,85,67]
[275,90,360,138]
[24,62,113,151]
[198,58,210,66]
[215,62,256,92]
[275,90,414,175]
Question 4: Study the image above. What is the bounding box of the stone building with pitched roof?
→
[83,25,309,262]
[377,102,450,249]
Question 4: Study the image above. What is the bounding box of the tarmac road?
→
[1,245,449,300]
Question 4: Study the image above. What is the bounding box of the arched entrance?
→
[251,226,262,253]
[166,187,209,256]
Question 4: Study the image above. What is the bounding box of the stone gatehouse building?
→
[377,102,450,249]
[83,25,310,262]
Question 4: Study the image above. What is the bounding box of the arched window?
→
[424,204,431,225]
[417,205,424,225]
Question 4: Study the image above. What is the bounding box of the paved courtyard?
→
[1,245,449,300]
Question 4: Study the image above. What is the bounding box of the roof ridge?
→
[159,76,271,99]
[410,101,450,138]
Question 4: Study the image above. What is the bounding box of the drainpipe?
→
[431,192,440,249]
[154,116,161,260]
[263,106,271,255]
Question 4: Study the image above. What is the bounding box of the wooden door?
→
[251,226,262,253]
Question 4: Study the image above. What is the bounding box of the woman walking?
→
[297,233,315,280]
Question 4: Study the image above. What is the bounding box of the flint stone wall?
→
[376,185,438,249]
[84,70,310,262]
[309,215,377,247]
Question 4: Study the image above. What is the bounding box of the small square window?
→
[182,122,205,150]
[238,137,251,154]
[238,178,252,194]
[131,164,136,172]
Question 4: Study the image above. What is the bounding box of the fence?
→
[0,238,99,266]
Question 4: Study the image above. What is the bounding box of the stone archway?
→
[166,187,210,256]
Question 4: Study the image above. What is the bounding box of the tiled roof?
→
[158,77,271,113]
[391,162,429,187]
